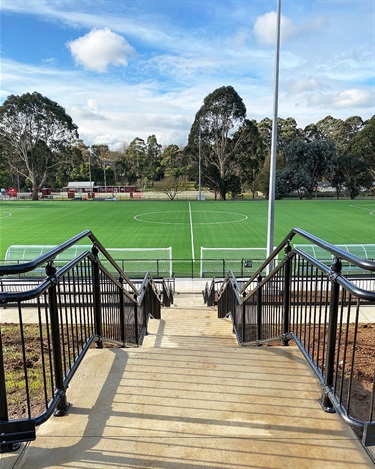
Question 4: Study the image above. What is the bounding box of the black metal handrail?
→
[0,232,164,452]
[217,228,375,448]
[240,227,375,294]
[0,230,139,295]
[0,231,92,275]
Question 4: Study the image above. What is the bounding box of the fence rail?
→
[0,231,166,452]
[214,228,375,448]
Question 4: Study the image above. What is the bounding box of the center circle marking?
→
[134,211,248,225]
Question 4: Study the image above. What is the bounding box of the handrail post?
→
[92,245,103,349]
[256,273,262,344]
[46,262,69,416]
[282,242,292,346]
[118,276,125,344]
[134,293,139,345]
[242,291,246,344]
[321,257,342,411]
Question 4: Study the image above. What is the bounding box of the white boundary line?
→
[0,206,32,219]
[189,202,195,260]
[350,204,375,216]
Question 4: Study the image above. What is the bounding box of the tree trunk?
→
[219,178,226,200]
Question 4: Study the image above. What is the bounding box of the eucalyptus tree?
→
[315,115,364,155]
[55,139,89,188]
[257,117,301,153]
[346,115,375,178]
[0,91,78,200]
[187,86,247,200]
[231,119,265,198]
[282,139,336,198]
[145,134,162,184]
[332,154,372,199]
[161,144,188,178]
[256,117,301,196]
[126,137,147,183]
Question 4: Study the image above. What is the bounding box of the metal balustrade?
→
[214,228,375,448]
[0,231,166,452]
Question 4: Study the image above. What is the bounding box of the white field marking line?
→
[189,202,195,261]
[0,206,32,219]
[133,211,248,225]
[350,204,375,216]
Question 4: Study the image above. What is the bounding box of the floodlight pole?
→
[266,0,281,269]
[89,151,92,199]
[198,126,202,201]
[103,160,107,192]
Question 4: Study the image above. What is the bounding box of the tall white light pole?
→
[267,0,282,262]
[198,126,202,201]
[88,151,92,199]
[103,160,107,192]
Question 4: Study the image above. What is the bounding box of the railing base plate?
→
[54,402,70,417]
[319,398,335,413]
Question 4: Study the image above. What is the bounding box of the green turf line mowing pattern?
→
[0,199,374,262]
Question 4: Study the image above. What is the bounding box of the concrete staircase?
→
[3,292,373,468]
[144,292,236,349]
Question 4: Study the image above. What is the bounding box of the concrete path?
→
[2,293,373,468]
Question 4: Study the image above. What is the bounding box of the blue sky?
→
[1,0,374,149]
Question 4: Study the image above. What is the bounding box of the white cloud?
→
[67,28,134,72]
[253,11,326,46]
[253,11,297,45]
[286,78,327,94]
[332,89,372,109]
[42,57,59,66]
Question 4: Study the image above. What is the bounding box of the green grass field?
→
[0,199,374,262]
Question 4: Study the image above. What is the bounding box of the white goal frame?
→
[5,245,173,277]
[200,247,269,277]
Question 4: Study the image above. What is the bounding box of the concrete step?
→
[3,295,373,468]
[8,345,372,468]
[144,309,236,349]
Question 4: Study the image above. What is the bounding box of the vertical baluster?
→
[46,262,69,416]
[321,257,342,412]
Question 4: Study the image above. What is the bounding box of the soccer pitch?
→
[0,199,374,262]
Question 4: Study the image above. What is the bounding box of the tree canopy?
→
[0,91,78,199]
[187,86,264,199]
[0,89,373,201]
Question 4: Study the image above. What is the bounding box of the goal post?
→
[200,247,269,278]
[106,247,173,277]
[5,245,173,277]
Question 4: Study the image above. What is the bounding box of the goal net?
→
[200,247,269,278]
[294,244,375,274]
[4,245,173,277]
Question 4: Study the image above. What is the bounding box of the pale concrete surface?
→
[2,297,374,323]
[2,298,373,469]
